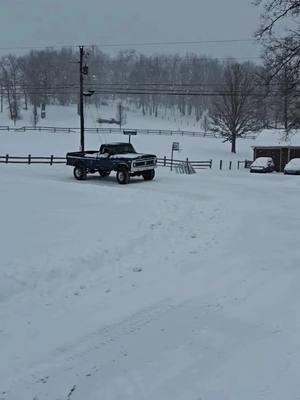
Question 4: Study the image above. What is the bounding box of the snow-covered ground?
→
[0,103,208,132]
[1,115,300,399]
[0,102,256,161]
[0,130,254,166]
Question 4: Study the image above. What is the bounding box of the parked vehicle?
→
[250,157,275,173]
[284,158,300,175]
[66,142,157,184]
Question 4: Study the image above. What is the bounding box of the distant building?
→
[252,130,300,172]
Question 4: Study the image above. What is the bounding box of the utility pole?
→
[79,45,85,152]
[0,86,3,113]
[283,65,289,131]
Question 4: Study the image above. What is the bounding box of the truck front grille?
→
[134,159,156,167]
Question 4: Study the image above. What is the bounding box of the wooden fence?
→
[0,154,211,173]
[0,125,257,139]
[216,159,252,170]
[157,157,212,170]
[0,154,252,171]
[0,155,66,165]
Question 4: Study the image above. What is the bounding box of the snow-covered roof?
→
[253,129,300,148]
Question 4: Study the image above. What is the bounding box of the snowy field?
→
[0,103,212,132]
[1,118,300,399]
[0,130,253,167]
[0,103,256,162]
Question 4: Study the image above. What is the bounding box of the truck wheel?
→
[99,170,110,177]
[73,165,87,180]
[116,168,129,184]
[142,169,155,181]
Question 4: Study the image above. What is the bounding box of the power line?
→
[0,38,260,52]
[4,81,293,91]
[7,89,293,97]
[88,38,259,47]
[3,81,294,94]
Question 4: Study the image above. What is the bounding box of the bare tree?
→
[0,78,3,113]
[0,55,22,124]
[211,63,261,153]
[0,47,268,129]
[116,102,127,129]
[273,64,299,129]
[255,0,300,78]
[258,53,300,130]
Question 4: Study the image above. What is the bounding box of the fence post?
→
[237,161,240,170]
[210,159,213,169]
[229,161,232,170]
[219,160,223,170]
[50,155,54,166]
[28,154,31,165]
[5,154,9,164]
[164,156,166,166]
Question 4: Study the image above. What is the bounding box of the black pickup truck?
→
[66,142,157,184]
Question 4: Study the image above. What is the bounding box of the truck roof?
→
[101,142,131,147]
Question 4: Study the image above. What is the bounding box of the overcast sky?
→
[0,0,262,60]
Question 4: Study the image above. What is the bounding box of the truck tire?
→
[99,170,110,177]
[142,169,155,181]
[116,168,129,184]
[73,165,87,180]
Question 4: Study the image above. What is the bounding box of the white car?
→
[250,157,275,173]
[284,158,300,175]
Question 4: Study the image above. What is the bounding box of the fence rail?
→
[0,154,252,171]
[0,155,66,165]
[0,154,212,171]
[157,157,212,169]
[0,125,257,139]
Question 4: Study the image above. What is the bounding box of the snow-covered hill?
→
[0,103,208,132]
